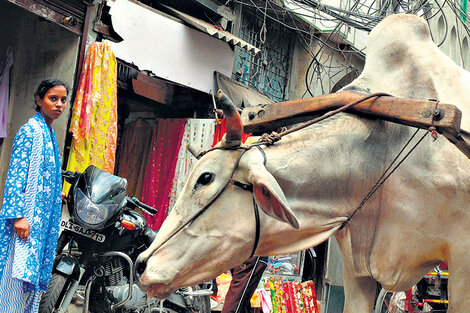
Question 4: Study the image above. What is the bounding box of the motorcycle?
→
[39,165,213,313]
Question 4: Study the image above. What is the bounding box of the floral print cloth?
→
[65,42,117,193]
[0,113,62,292]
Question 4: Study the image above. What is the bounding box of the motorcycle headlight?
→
[74,188,117,226]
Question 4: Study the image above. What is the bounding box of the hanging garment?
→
[65,42,117,187]
[0,47,14,138]
[142,118,186,230]
[168,119,216,210]
[117,119,153,199]
[0,113,62,293]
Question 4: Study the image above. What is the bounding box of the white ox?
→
[136,14,470,312]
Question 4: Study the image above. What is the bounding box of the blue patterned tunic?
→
[0,113,62,294]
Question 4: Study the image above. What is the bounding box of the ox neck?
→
[340,127,428,229]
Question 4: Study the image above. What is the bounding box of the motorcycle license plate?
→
[60,220,106,243]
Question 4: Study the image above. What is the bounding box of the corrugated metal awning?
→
[163,5,261,55]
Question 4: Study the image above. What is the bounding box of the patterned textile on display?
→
[169,119,216,210]
[65,42,118,185]
[0,113,62,293]
[117,119,153,199]
[142,118,186,230]
[267,277,319,313]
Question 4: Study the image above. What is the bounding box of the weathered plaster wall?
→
[0,0,80,201]
[288,39,316,100]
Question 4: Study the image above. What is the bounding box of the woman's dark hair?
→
[34,78,70,112]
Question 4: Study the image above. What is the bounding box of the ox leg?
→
[342,268,377,313]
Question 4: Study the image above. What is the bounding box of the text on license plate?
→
[60,220,106,243]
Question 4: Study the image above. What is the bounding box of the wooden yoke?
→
[241,91,470,159]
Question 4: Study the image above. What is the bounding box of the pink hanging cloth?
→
[142,118,187,230]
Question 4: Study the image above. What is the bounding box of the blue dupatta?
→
[0,113,62,292]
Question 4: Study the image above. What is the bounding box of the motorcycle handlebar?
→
[126,196,158,216]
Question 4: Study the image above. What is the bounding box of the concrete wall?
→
[0,0,80,200]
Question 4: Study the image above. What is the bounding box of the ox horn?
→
[217,90,243,148]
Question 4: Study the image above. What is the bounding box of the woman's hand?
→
[13,217,30,241]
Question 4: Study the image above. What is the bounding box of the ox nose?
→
[134,256,147,283]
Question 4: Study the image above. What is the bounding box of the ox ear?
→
[248,168,300,230]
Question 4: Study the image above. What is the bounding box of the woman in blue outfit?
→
[0,78,68,312]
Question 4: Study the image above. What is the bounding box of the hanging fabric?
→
[169,119,216,210]
[0,46,14,138]
[142,118,186,230]
[212,118,251,147]
[65,42,118,190]
[117,119,153,199]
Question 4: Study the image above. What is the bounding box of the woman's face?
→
[36,85,68,126]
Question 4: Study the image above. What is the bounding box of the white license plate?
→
[60,220,106,243]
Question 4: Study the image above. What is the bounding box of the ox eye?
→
[195,172,214,189]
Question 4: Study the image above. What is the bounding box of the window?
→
[463,36,469,69]
[233,6,294,102]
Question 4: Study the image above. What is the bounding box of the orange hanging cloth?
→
[65,42,118,191]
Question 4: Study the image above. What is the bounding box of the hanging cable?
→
[259,0,268,45]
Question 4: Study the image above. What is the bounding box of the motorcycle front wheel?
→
[39,273,68,313]
[374,288,438,313]
[375,288,406,313]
